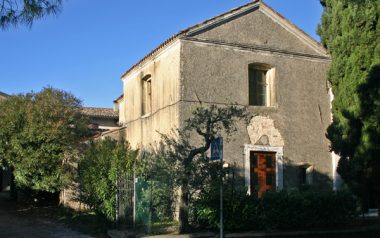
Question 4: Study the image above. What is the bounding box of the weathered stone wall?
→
[99,127,127,141]
[119,4,332,190]
[121,42,181,149]
[118,99,126,125]
[190,6,325,58]
[90,117,119,131]
[247,116,284,147]
[179,35,332,189]
[60,182,89,211]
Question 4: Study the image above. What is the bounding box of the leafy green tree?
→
[1,0,62,29]
[0,87,88,192]
[318,0,380,208]
[78,138,138,221]
[156,104,247,233]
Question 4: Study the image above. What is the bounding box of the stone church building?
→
[116,0,339,195]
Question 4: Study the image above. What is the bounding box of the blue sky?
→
[0,0,323,108]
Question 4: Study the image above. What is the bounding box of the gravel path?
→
[0,192,93,238]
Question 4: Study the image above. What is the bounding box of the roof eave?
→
[113,94,124,103]
[120,1,261,80]
[120,36,182,80]
[88,115,119,119]
[259,2,328,56]
[119,0,329,79]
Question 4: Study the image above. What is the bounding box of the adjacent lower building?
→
[60,106,122,208]
[80,107,119,131]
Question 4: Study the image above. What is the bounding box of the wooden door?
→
[250,151,276,198]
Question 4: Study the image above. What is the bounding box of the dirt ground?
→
[0,192,93,238]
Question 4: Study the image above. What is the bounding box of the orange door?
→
[250,151,276,198]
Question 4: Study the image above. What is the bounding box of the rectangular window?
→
[249,68,267,106]
[142,76,152,116]
[248,65,275,106]
[299,165,313,186]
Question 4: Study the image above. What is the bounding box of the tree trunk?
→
[178,181,190,233]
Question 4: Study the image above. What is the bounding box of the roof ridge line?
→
[120,0,261,79]
[259,2,327,55]
[120,0,327,79]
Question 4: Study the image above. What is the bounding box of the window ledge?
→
[248,105,278,108]
[247,105,279,113]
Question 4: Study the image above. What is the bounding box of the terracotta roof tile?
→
[113,94,124,103]
[81,107,118,119]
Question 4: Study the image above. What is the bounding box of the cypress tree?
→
[318,0,380,209]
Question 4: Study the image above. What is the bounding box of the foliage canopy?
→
[0,87,88,192]
[0,0,62,29]
[78,138,138,221]
[318,0,380,208]
[151,104,247,232]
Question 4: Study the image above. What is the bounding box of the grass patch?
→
[151,220,178,229]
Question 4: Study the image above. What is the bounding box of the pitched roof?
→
[113,94,124,103]
[0,91,9,98]
[81,107,118,119]
[120,0,327,79]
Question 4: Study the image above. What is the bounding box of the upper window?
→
[248,64,275,106]
[142,75,152,116]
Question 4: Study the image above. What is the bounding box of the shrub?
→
[191,184,357,231]
[78,138,138,221]
[260,189,357,230]
[191,178,262,231]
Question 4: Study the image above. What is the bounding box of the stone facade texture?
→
[119,1,333,190]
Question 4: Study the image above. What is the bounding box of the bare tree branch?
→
[157,103,247,233]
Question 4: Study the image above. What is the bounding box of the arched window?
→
[142,74,152,115]
[248,64,275,106]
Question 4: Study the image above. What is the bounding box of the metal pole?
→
[220,157,223,238]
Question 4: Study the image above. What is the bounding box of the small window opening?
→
[248,64,275,106]
[142,75,152,116]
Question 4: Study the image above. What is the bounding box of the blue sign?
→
[211,137,223,161]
